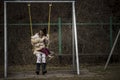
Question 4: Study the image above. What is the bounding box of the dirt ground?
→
[0,64,120,80]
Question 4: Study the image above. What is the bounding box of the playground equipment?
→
[104,29,120,70]
[4,0,80,78]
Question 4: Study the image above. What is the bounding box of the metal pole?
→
[104,29,120,70]
[5,1,74,3]
[72,13,75,72]
[1,22,120,26]
[110,16,113,48]
[58,17,62,64]
[58,17,62,56]
[4,2,7,78]
[72,1,80,75]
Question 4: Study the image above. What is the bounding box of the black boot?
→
[36,63,41,75]
[42,63,47,75]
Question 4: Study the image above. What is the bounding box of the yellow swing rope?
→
[48,3,52,39]
[47,3,52,47]
[28,4,35,52]
[27,3,52,48]
[28,3,52,37]
[28,4,33,36]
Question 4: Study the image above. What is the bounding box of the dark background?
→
[0,0,120,66]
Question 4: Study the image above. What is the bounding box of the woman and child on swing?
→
[31,28,53,75]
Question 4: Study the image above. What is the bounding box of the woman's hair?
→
[41,28,47,36]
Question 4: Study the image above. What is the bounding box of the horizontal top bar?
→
[4,0,75,3]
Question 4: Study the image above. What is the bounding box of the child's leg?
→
[42,63,47,75]
[36,53,41,63]
[41,52,47,75]
[35,53,42,75]
[36,63,41,75]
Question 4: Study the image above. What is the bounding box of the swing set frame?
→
[4,0,80,78]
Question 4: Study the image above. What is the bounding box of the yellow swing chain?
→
[47,3,52,47]
[28,4,33,36]
[27,3,52,48]
[28,4,35,51]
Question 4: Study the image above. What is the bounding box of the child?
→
[31,28,51,75]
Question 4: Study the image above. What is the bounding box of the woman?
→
[31,28,51,75]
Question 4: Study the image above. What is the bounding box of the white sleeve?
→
[31,33,39,39]
[31,33,39,45]
[46,34,49,40]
